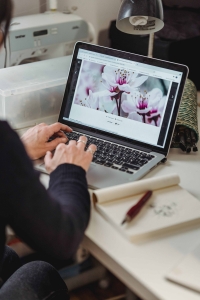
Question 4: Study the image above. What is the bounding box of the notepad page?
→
[95,185,200,242]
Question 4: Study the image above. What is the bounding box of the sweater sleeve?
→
[0,121,91,260]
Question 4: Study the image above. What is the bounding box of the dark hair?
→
[0,0,13,45]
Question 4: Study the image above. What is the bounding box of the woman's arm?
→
[0,121,91,260]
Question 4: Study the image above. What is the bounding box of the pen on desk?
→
[121,190,153,225]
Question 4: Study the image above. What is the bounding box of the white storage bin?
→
[0,56,71,130]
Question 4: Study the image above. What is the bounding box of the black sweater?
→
[0,121,90,264]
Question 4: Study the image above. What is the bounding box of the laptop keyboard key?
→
[111,166,119,169]
[96,160,104,165]
[119,168,127,172]
[104,162,113,167]
[122,163,140,170]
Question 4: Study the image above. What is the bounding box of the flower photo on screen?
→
[74,61,170,127]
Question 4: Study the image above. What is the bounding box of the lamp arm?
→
[148,33,154,58]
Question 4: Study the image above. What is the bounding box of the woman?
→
[0,1,96,299]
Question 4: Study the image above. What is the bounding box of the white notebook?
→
[166,243,200,293]
[92,173,200,242]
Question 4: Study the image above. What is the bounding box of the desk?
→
[40,108,200,300]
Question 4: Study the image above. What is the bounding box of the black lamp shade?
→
[116,0,164,34]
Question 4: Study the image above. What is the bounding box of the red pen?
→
[121,190,153,225]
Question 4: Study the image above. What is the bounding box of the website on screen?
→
[63,49,182,147]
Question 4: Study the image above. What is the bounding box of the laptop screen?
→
[59,42,188,154]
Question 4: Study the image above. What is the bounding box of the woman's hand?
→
[44,136,97,173]
[21,122,72,160]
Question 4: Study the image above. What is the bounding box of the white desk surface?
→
[40,107,200,300]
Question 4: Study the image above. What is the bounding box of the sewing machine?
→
[0,11,93,68]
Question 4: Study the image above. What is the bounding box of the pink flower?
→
[74,61,104,106]
[82,90,117,114]
[101,66,148,116]
[102,66,148,94]
[121,88,166,126]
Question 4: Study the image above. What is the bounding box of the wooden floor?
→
[69,271,127,300]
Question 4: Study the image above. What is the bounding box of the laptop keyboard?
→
[65,131,154,174]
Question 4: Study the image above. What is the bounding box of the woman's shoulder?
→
[0,120,13,132]
[0,121,18,138]
[0,121,22,151]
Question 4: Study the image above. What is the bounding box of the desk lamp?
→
[116,0,164,57]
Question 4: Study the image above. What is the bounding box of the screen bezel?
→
[58,42,188,156]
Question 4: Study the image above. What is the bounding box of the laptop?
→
[36,42,188,189]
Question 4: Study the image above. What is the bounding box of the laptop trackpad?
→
[87,162,134,190]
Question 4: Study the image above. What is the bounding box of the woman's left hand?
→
[21,122,72,160]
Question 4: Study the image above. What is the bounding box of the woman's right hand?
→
[44,136,97,173]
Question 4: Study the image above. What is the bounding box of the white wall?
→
[65,0,121,46]
[12,0,41,16]
[12,0,122,46]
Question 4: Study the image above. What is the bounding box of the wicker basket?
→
[171,79,199,152]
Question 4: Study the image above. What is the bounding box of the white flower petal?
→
[117,84,132,93]
[99,96,116,113]
[129,72,138,82]
[93,90,117,97]
[147,88,163,106]
[157,96,166,112]
[121,100,136,113]
[86,90,99,109]
[102,73,118,87]
[128,112,143,121]
[131,75,148,88]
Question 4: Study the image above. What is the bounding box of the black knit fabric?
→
[0,121,91,265]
